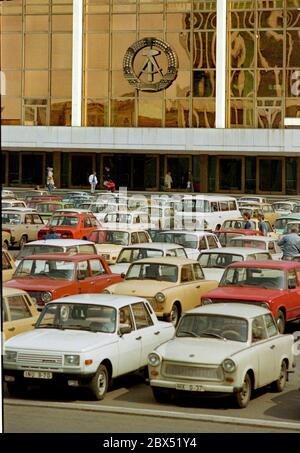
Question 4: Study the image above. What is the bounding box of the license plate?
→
[176,383,205,392]
[24,370,53,379]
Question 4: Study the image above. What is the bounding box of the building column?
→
[216,0,227,128]
[296,157,300,195]
[199,155,208,193]
[71,0,83,127]
[53,152,61,188]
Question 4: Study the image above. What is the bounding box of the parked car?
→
[3,294,175,399]
[219,218,277,240]
[15,239,98,266]
[2,189,16,199]
[3,287,39,340]
[282,220,300,235]
[148,303,294,408]
[228,236,283,260]
[26,196,62,207]
[110,242,187,275]
[198,247,272,282]
[140,205,175,229]
[87,228,152,264]
[154,230,221,260]
[89,202,120,223]
[239,203,278,226]
[274,214,300,235]
[34,201,75,221]
[201,260,300,333]
[4,253,123,309]
[37,212,100,240]
[2,229,12,250]
[218,228,261,247]
[2,249,16,282]
[2,208,45,248]
[102,211,154,230]
[238,196,267,205]
[104,257,218,326]
[2,200,27,209]
[272,201,298,216]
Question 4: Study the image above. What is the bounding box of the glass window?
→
[1,35,22,68]
[7,296,31,321]
[52,34,72,69]
[89,259,105,276]
[25,34,49,69]
[199,237,207,250]
[219,159,242,191]
[86,34,109,69]
[181,265,194,282]
[193,263,204,280]
[119,305,134,331]
[131,302,153,329]
[51,71,72,97]
[259,159,282,192]
[32,214,43,224]
[77,261,89,279]
[24,71,48,97]
[2,252,12,270]
[207,235,218,248]
[252,316,267,343]
[264,313,278,337]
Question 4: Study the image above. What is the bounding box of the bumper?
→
[150,378,239,394]
[4,369,96,387]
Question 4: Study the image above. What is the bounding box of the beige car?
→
[104,257,218,326]
[3,287,39,340]
[2,230,12,249]
[2,208,45,248]
[88,228,152,264]
[2,249,16,282]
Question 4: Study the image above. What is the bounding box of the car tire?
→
[233,373,252,408]
[152,387,173,403]
[19,235,27,249]
[88,364,109,400]
[166,303,180,327]
[276,310,285,334]
[272,361,287,392]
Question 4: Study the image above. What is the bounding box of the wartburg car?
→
[148,303,294,408]
[3,294,175,400]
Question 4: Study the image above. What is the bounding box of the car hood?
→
[96,244,123,253]
[204,286,282,300]
[107,279,174,296]
[156,337,248,364]
[203,268,225,282]
[5,329,117,353]
[4,278,74,292]
[109,263,129,274]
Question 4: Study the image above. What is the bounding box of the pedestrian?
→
[257,213,268,236]
[277,226,300,260]
[164,171,173,190]
[46,168,55,193]
[242,212,254,229]
[89,171,98,194]
[45,226,60,239]
[186,171,194,192]
[103,166,115,192]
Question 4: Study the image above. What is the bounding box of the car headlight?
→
[41,291,53,303]
[202,298,212,305]
[5,351,17,362]
[102,289,111,294]
[155,292,166,303]
[64,355,80,366]
[260,302,270,309]
[222,358,236,373]
[148,352,161,367]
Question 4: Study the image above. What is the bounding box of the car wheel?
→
[19,235,27,249]
[3,241,9,250]
[152,387,173,403]
[88,364,109,400]
[166,304,180,327]
[233,373,252,408]
[6,380,27,398]
[276,310,285,334]
[272,361,287,392]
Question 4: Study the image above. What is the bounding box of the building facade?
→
[1,0,300,194]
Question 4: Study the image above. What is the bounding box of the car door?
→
[88,258,114,292]
[76,260,93,293]
[24,214,35,241]
[286,269,300,320]
[32,213,45,239]
[180,264,203,311]
[251,315,276,387]
[2,250,15,282]
[131,302,159,367]
[5,294,37,338]
[117,305,142,375]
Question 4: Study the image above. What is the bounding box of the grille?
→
[163,361,223,381]
[27,291,43,303]
[210,298,265,306]
[17,352,63,369]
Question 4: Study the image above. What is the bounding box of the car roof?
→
[119,242,184,250]
[199,247,271,255]
[51,293,150,308]
[23,253,100,261]
[3,287,30,297]
[53,209,90,214]
[131,256,198,265]
[21,239,96,246]
[157,230,217,237]
[187,303,270,318]
[276,213,300,220]
[227,260,300,269]
[89,228,148,233]
[2,207,37,213]
[230,236,276,243]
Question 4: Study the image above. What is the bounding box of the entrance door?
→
[132,155,158,190]
[165,156,191,190]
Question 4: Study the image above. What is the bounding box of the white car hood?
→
[109,263,129,274]
[202,268,225,282]
[5,329,117,353]
[156,337,248,364]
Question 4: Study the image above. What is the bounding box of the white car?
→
[148,303,294,408]
[102,211,154,230]
[228,236,283,260]
[3,294,175,400]
[155,230,221,260]
[110,242,187,275]
[272,201,298,216]
[198,247,272,282]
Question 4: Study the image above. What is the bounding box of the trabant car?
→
[198,247,272,282]
[282,220,300,235]
[37,212,100,240]
[2,208,45,248]
[201,260,300,333]
[154,230,221,260]
[2,249,16,282]
[102,211,154,230]
[2,229,12,250]
[228,236,282,260]
[140,205,175,229]
[272,201,298,217]
[34,201,75,221]
[3,287,39,340]
[2,200,27,209]
[4,253,123,309]
[274,214,300,235]
[87,228,152,264]
[219,218,277,239]
[110,242,187,275]
[15,239,98,266]
[238,196,267,205]
[3,294,175,400]
[148,303,294,408]
[2,189,16,199]
[105,257,218,326]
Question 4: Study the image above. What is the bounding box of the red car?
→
[38,212,100,240]
[217,229,261,246]
[4,253,123,308]
[201,260,300,333]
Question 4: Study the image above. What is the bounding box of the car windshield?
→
[222,220,247,229]
[36,303,117,333]
[273,203,292,210]
[284,223,300,234]
[199,253,244,268]
[15,259,75,280]
[176,314,248,342]
[49,215,79,227]
[180,199,211,213]
[126,263,178,282]
[2,213,21,224]
[16,245,65,260]
[155,232,198,249]
[117,248,163,263]
[88,230,129,245]
[292,206,300,213]
[274,218,290,230]
[229,239,266,250]
[91,204,114,213]
[220,266,285,289]
[36,203,59,213]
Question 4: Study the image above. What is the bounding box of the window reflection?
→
[192,99,215,127]
[50,100,72,126]
[138,99,163,127]
[1,97,21,125]
[84,99,109,127]
[111,99,135,127]
[165,99,190,128]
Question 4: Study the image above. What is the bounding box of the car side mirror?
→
[119,325,132,336]
[121,273,126,279]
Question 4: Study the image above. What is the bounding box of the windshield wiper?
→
[63,324,95,332]
[200,331,226,340]
[177,330,199,337]
[36,323,65,329]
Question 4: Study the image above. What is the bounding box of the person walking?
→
[164,171,173,190]
[242,212,254,229]
[46,168,55,193]
[89,171,98,194]
[277,226,300,260]
[186,171,194,192]
[257,213,268,236]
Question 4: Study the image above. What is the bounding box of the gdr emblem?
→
[123,37,178,92]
